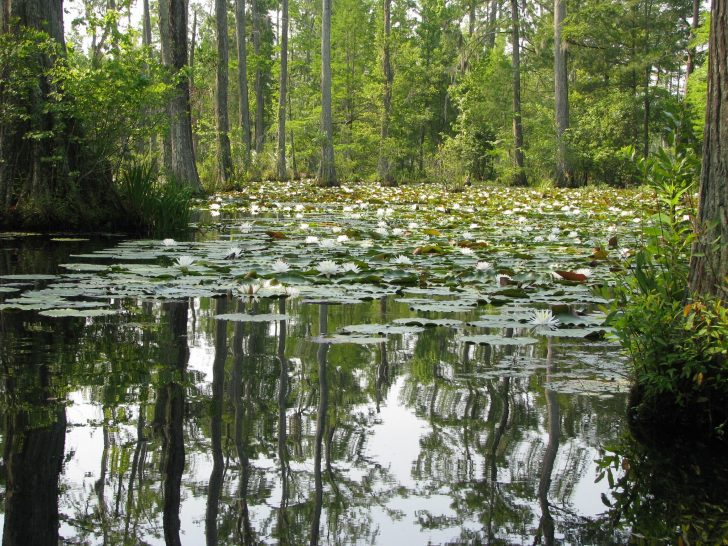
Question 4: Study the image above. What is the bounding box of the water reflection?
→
[0,275,654,543]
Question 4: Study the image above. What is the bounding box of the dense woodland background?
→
[0,0,709,200]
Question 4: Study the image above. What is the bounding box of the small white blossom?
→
[319,238,337,249]
[239,222,253,233]
[317,260,340,278]
[575,268,592,278]
[337,234,349,243]
[459,247,474,255]
[528,309,560,330]
[162,238,177,246]
[342,262,361,273]
[305,236,320,244]
[391,255,412,265]
[272,259,291,273]
[392,228,404,236]
[175,256,195,268]
[476,261,493,272]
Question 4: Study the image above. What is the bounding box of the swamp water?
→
[0,184,723,544]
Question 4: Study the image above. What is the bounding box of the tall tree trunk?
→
[318,0,337,186]
[142,0,152,46]
[686,0,700,79]
[252,0,264,153]
[377,0,395,186]
[215,0,233,183]
[276,0,289,180]
[510,0,527,186]
[159,0,202,191]
[235,0,252,164]
[688,0,728,298]
[485,0,499,50]
[554,0,572,187]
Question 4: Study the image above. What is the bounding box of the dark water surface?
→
[29,218,728,545]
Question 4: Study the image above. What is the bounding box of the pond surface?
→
[0,184,681,544]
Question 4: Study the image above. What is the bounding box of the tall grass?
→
[118,159,192,236]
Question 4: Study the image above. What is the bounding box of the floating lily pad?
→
[39,308,118,318]
[392,317,463,327]
[310,335,386,345]
[459,334,537,346]
[341,323,425,335]
[0,274,58,281]
[214,313,288,322]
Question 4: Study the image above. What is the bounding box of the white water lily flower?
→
[294,204,305,211]
[374,227,389,236]
[272,259,291,273]
[360,239,373,248]
[459,247,474,255]
[236,282,261,297]
[528,309,560,330]
[568,231,579,238]
[226,246,243,259]
[305,236,320,244]
[408,222,419,230]
[317,260,340,278]
[575,268,593,278]
[342,262,360,273]
[462,231,473,239]
[392,228,404,236]
[547,234,559,242]
[162,238,177,246]
[337,234,349,243]
[391,255,412,265]
[476,261,493,271]
[319,238,337,249]
[534,235,545,242]
[239,222,253,233]
[331,226,342,233]
[300,223,310,230]
[175,255,195,268]
[210,203,221,210]
[377,220,388,228]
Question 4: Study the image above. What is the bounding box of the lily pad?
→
[310,335,386,345]
[459,334,537,346]
[39,308,118,318]
[214,313,288,322]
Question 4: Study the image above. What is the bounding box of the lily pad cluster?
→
[1,181,656,343]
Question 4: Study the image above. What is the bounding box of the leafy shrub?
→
[609,134,728,437]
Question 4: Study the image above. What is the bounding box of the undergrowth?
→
[118,159,192,237]
[609,126,728,439]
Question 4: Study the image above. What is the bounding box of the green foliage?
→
[118,159,192,236]
[609,137,728,434]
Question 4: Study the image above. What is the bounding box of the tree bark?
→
[159,0,202,191]
[688,0,728,298]
[686,0,700,78]
[235,0,252,164]
[510,0,527,186]
[142,0,152,46]
[276,0,289,180]
[252,0,265,153]
[215,0,233,183]
[318,0,337,186]
[554,0,572,187]
[0,0,118,228]
[377,0,395,186]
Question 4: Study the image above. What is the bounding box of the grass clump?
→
[118,159,192,237]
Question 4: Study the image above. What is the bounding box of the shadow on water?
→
[597,432,728,544]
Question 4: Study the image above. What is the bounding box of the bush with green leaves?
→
[609,134,728,436]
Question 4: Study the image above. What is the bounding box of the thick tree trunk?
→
[554,0,572,187]
[215,0,232,183]
[688,0,728,298]
[318,0,337,186]
[377,0,394,186]
[0,0,118,228]
[235,0,252,164]
[252,0,264,154]
[159,0,202,191]
[510,0,527,186]
[276,0,288,180]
